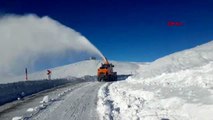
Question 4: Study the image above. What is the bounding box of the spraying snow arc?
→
[0,14,104,79]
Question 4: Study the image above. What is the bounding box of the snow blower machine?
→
[97,57,117,82]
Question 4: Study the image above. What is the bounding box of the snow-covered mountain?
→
[3,60,141,84]
[98,41,213,120]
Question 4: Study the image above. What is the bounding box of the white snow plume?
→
[0,14,104,79]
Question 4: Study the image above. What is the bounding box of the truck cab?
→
[97,58,117,81]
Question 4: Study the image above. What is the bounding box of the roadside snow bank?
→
[101,62,213,119]
[101,77,213,120]
[97,41,213,120]
[97,83,112,120]
[134,41,213,79]
[129,62,213,88]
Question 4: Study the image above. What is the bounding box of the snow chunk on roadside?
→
[40,95,49,104]
[12,116,23,120]
[26,108,34,112]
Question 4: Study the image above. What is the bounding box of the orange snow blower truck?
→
[97,57,117,81]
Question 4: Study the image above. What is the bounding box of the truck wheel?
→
[100,78,104,82]
[98,77,101,82]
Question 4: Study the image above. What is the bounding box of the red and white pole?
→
[25,68,28,80]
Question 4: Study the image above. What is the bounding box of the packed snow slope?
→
[4,60,140,84]
[98,41,213,120]
[134,41,213,79]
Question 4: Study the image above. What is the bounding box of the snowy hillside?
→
[134,41,213,79]
[98,41,213,120]
[3,60,140,84]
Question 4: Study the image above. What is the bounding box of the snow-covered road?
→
[33,81,103,120]
[0,81,104,120]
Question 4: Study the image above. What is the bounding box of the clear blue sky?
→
[1,0,213,62]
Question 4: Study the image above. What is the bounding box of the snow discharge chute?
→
[0,14,104,79]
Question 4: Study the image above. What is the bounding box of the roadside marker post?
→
[25,68,28,80]
[47,70,52,80]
